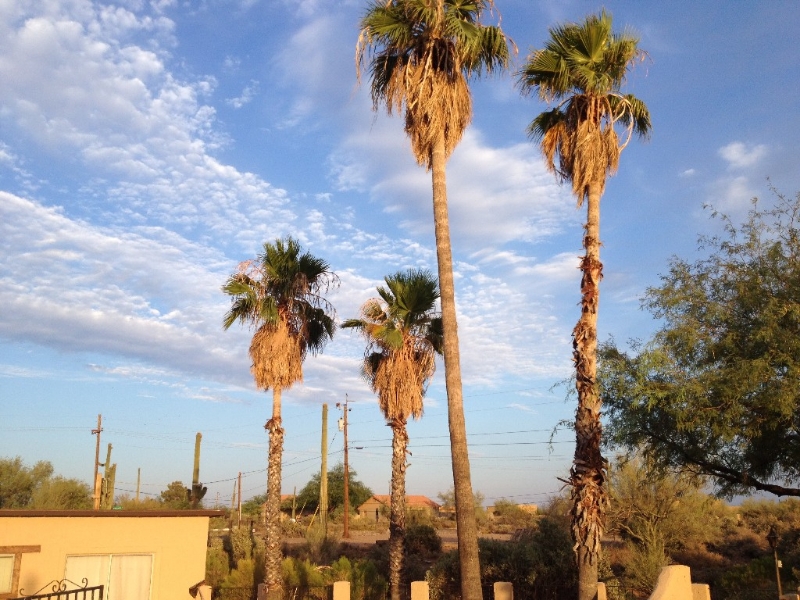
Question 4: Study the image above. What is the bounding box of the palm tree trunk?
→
[264,387,285,600]
[389,418,409,600]
[571,183,607,600]
[431,132,483,600]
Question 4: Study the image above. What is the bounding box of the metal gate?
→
[12,579,104,600]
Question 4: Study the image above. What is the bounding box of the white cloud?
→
[0,191,247,384]
[707,175,758,213]
[226,81,259,109]
[719,141,767,170]
[0,1,301,247]
[332,116,576,249]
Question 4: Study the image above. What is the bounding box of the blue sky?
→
[1,0,798,509]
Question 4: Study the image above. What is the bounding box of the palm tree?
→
[357,4,510,598]
[343,269,443,600]
[222,237,337,600]
[517,11,651,600]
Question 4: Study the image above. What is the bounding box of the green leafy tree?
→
[343,268,442,600]
[223,237,337,599]
[601,192,800,497]
[517,11,651,599]
[357,5,510,599]
[242,493,267,519]
[295,463,373,514]
[0,457,54,508]
[160,480,191,509]
[30,476,92,509]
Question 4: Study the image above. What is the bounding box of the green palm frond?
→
[527,107,565,142]
[222,236,339,386]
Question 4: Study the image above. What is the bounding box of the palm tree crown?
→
[357,0,511,168]
[518,10,651,202]
[343,269,443,421]
[222,237,337,391]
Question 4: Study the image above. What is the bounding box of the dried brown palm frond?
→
[385,60,472,168]
[249,321,303,391]
[370,342,435,422]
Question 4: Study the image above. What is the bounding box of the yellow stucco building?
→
[0,509,222,600]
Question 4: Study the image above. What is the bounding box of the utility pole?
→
[237,471,242,527]
[230,480,237,524]
[320,404,328,537]
[136,468,141,504]
[337,395,351,538]
[91,414,102,510]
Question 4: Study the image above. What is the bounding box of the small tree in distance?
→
[295,463,373,515]
[160,481,191,509]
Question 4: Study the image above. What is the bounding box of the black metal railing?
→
[14,579,103,600]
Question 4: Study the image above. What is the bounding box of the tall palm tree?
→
[517,11,651,600]
[343,269,443,600]
[357,4,510,598]
[222,237,336,600]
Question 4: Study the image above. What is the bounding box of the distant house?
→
[0,509,222,600]
[356,495,441,520]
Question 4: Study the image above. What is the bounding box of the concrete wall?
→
[0,510,219,600]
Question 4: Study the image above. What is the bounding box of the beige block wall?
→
[0,513,212,600]
[649,565,692,600]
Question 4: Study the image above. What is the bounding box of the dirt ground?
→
[284,528,512,551]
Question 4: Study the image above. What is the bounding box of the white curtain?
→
[108,555,152,600]
[0,555,14,594]
[65,554,152,600]
[65,555,110,590]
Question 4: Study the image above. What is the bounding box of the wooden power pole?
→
[337,395,351,538]
[91,414,102,510]
[320,404,328,537]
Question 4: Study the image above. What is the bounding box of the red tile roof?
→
[359,495,440,509]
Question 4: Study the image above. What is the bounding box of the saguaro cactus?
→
[101,443,116,510]
[188,432,207,508]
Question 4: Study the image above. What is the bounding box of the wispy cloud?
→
[719,141,767,170]
[226,81,259,109]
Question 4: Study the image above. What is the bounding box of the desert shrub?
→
[407,508,436,528]
[622,538,669,594]
[230,525,253,563]
[283,557,326,590]
[280,517,305,538]
[488,499,538,533]
[205,539,230,587]
[405,524,442,559]
[329,556,388,600]
[295,524,341,564]
[428,517,576,600]
[220,558,256,600]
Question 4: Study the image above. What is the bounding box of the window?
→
[66,554,153,600]
[0,546,40,599]
[0,556,13,594]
